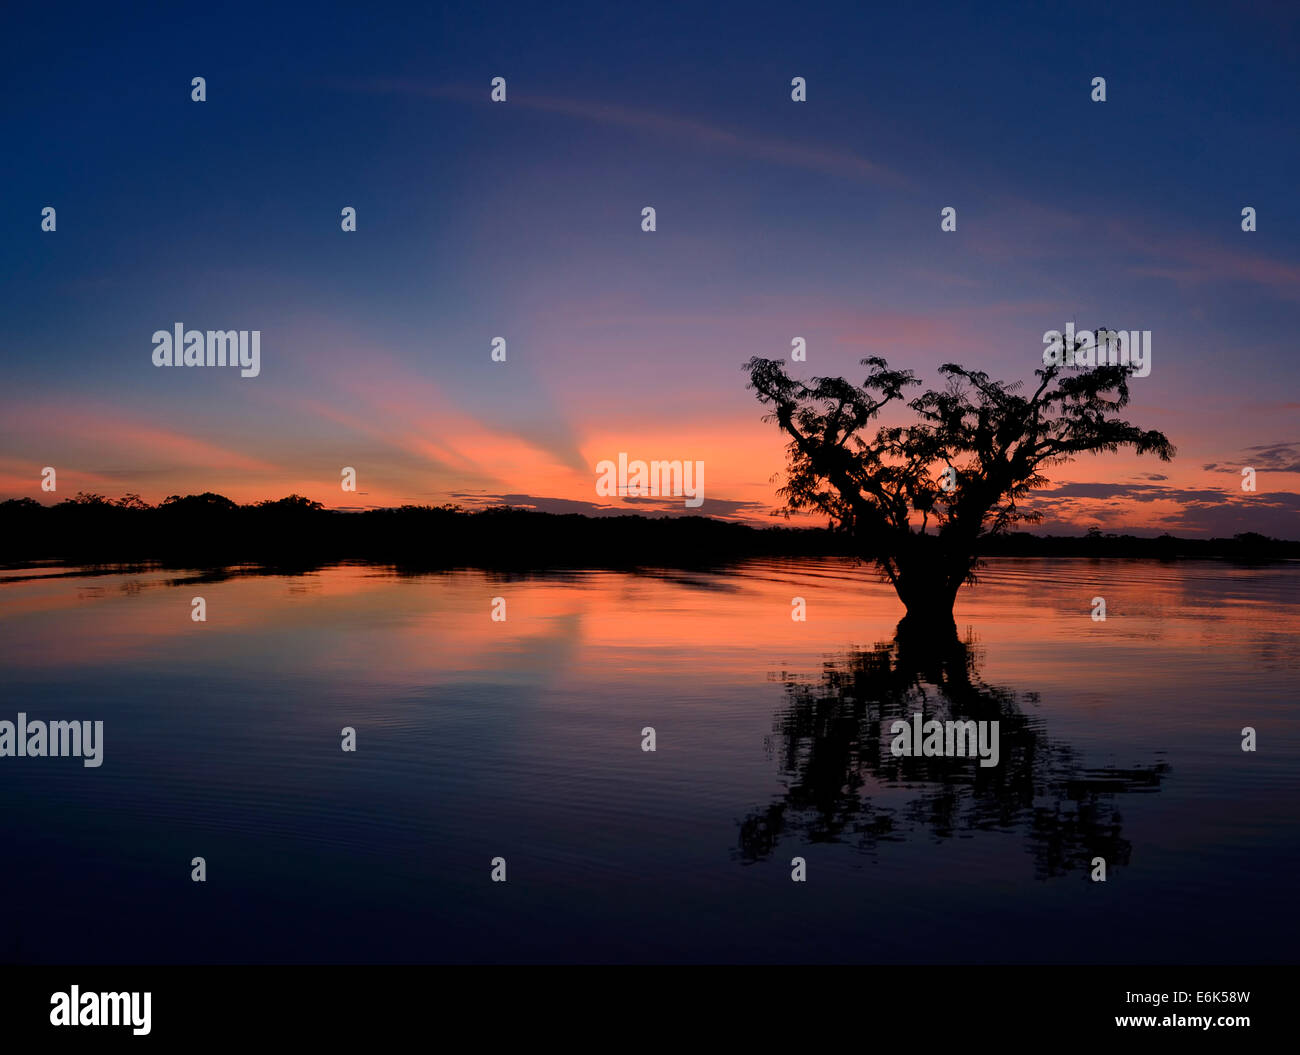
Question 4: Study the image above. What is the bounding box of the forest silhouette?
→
[1,492,1294,570]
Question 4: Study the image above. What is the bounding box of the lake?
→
[1,557,1296,963]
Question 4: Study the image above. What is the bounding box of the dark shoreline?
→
[2,496,1296,570]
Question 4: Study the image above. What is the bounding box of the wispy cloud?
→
[1204,441,1300,474]
[1029,480,1300,539]
[341,78,909,189]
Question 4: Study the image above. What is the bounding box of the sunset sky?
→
[3,1,1298,537]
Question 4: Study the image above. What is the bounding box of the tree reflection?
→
[739,623,1168,879]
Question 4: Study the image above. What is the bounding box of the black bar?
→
[1,965,1285,1044]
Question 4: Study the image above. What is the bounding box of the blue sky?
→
[2,0,1297,534]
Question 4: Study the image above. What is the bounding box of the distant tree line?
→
[0,493,851,568]
[0,493,1294,568]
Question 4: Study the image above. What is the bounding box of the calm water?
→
[1,557,1296,963]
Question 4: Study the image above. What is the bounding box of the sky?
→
[2,0,1297,537]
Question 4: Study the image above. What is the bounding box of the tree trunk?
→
[890,547,962,637]
[893,576,957,636]
[897,598,958,638]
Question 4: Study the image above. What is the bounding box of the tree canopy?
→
[746,337,1175,626]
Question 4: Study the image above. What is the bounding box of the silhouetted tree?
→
[256,494,324,512]
[161,492,239,513]
[746,336,1175,630]
[2,498,42,511]
[114,493,151,510]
